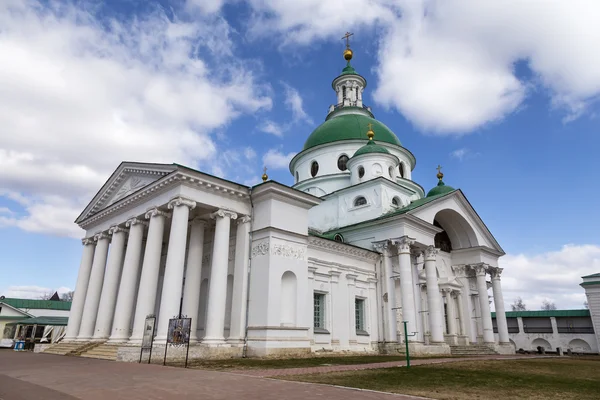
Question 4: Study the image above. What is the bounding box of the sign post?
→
[139,315,156,364]
[403,321,417,369]
[163,316,191,368]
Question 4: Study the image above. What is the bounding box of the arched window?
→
[433,219,452,252]
[334,233,344,243]
[358,166,365,178]
[337,154,349,171]
[310,161,319,177]
[392,197,401,207]
[354,196,367,207]
[399,163,405,178]
[342,86,346,100]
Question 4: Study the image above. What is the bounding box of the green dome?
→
[303,114,401,150]
[353,140,390,157]
[426,180,455,197]
[341,63,358,75]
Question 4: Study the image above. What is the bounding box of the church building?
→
[56,42,513,361]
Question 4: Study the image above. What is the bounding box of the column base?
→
[201,338,230,347]
[226,338,245,346]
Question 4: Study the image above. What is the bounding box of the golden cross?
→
[367,123,373,131]
[263,166,267,174]
[342,32,354,49]
[436,165,442,174]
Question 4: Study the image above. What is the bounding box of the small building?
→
[0,297,71,348]
[491,310,598,354]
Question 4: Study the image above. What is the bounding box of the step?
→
[42,342,93,356]
[79,344,119,361]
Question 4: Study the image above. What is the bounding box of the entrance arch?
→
[433,209,479,250]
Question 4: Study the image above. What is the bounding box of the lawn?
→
[283,357,600,400]
[187,354,411,370]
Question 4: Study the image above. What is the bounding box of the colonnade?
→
[64,196,251,346]
[379,236,509,345]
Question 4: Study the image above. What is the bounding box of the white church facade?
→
[55,45,513,361]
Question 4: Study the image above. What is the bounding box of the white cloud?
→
[0,207,13,215]
[244,147,257,160]
[450,148,479,161]
[259,120,285,137]
[262,149,297,170]
[282,82,313,124]
[2,285,72,299]
[245,0,600,133]
[0,1,271,238]
[499,244,600,310]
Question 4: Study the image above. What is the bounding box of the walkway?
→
[0,351,422,400]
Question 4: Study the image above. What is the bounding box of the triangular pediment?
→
[76,162,177,224]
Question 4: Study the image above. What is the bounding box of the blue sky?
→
[1,0,599,309]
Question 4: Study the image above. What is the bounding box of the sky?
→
[1,0,599,310]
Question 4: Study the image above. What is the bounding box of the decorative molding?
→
[251,240,270,257]
[392,236,414,254]
[145,208,170,220]
[346,273,358,285]
[108,225,129,235]
[272,242,306,260]
[237,215,251,225]
[168,197,196,210]
[471,263,488,276]
[489,266,503,280]
[81,237,95,246]
[94,232,110,241]
[424,245,438,260]
[452,264,468,277]
[372,240,390,254]
[308,236,379,261]
[125,217,147,228]
[211,209,238,220]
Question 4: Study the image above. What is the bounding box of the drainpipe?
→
[242,188,254,358]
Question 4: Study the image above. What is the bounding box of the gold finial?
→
[262,166,268,182]
[366,123,375,140]
[436,165,444,181]
[342,31,354,61]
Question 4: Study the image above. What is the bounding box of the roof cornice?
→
[308,236,379,261]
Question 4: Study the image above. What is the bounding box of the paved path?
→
[226,354,553,377]
[0,351,423,400]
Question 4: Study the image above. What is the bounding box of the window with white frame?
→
[314,293,328,333]
[355,298,368,335]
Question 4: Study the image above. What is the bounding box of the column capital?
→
[145,207,170,220]
[94,232,110,242]
[424,245,438,261]
[372,240,390,254]
[471,263,488,276]
[489,266,503,280]
[211,209,238,220]
[126,217,148,228]
[81,237,95,246]
[452,264,469,277]
[168,196,196,210]
[108,225,129,235]
[392,236,415,254]
[346,273,358,285]
[237,215,251,225]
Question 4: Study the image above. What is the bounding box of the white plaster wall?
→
[582,284,600,351]
[26,309,70,317]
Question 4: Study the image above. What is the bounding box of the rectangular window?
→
[314,293,326,332]
[355,298,367,335]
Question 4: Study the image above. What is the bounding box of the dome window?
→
[353,196,367,207]
[310,161,319,177]
[295,171,299,183]
[358,165,365,178]
[337,154,349,171]
[388,166,394,178]
[392,197,401,207]
[333,234,344,243]
[399,163,405,178]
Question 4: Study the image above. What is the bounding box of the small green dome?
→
[303,114,401,150]
[353,140,390,157]
[426,180,455,197]
[341,62,358,75]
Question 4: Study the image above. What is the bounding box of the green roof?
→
[492,309,590,318]
[427,180,456,197]
[340,62,358,76]
[6,316,69,326]
[303,114,401,151]
[582,272,600,278]
[0,298,71,311]
[353,140,391,157]
[581,281,600,286]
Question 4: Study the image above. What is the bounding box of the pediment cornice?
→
[308,236,379,262]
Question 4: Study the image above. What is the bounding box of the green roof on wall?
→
[492,309,590,318]
[0,298,71,311]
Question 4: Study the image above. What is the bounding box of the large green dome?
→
[426,180,456,197]
[303,114,401,151]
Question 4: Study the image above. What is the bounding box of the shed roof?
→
[492,309,590,318]
[6,316,68,326]
[0,298,71,311]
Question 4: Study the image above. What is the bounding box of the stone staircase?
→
[42,341,99,356]
[79,343,119,361]
[450,344,498,356]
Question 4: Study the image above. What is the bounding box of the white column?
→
[394,236,417,341]
[456,290,467,337]
[412,251,424,342]
[375,241,397,342]
[446,290,457,336]
[108,218,146,342]
[490,267,510,344]
[203,209,237,345]
[424,246,444,343]
[77,232,110,340]
[474,264,495,343]
[155,197,196,342]
[93,225,128,340]
[181,217,207,343]
[228,216,251,344]
[64,238,96,341]
[129,208,169,344]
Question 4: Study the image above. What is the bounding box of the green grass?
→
[284,357,600,400]
[187,354,412,370]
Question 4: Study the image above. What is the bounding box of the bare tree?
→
[60,291,75,302]
[38,292,54,300]
[541,300,557,311]
[511,297,527,311]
